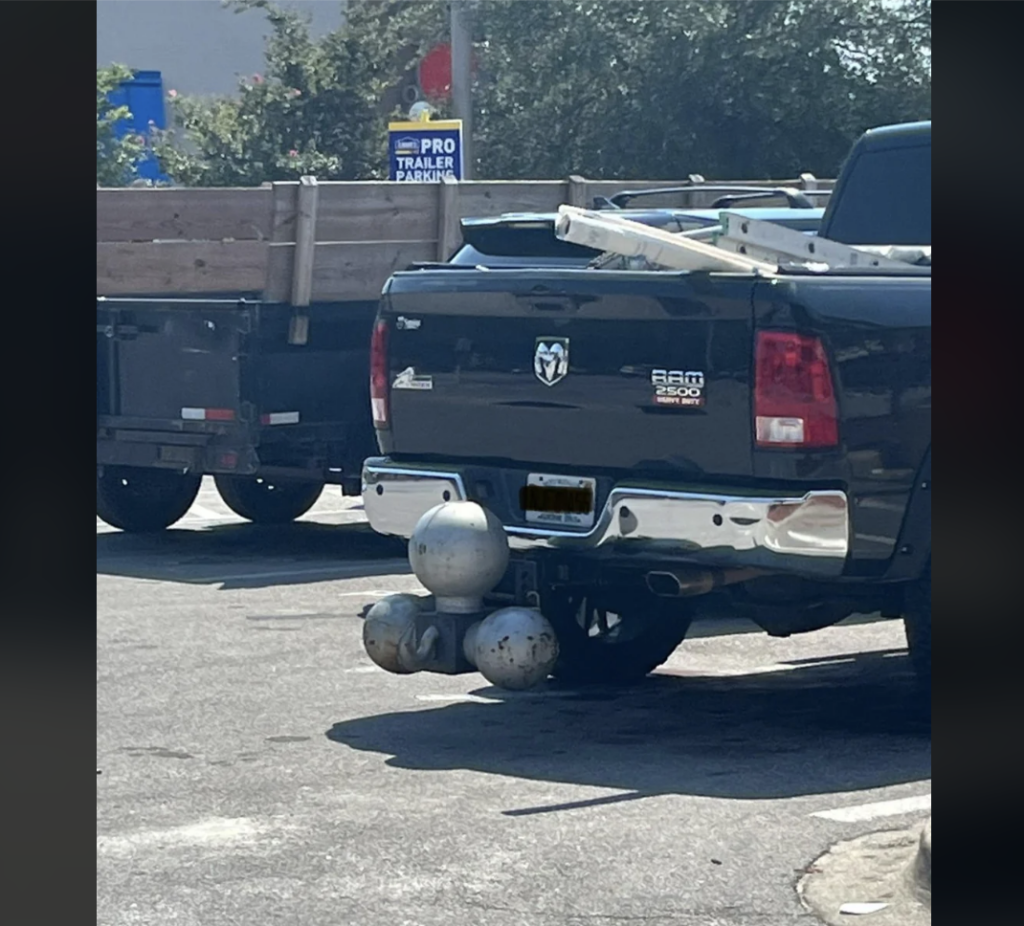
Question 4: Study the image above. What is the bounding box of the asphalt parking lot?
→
[98,479,932,926]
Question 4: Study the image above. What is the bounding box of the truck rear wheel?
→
[542,586,693,686]
[214,475,324,524]
[903,563,931,690]
[97,467,202,532]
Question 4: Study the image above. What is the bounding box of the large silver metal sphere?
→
[465,606,559,690]
[362,594,423,674]
[408,502,510,613]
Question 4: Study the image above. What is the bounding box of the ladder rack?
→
[715,212,914,270]
[554,206,776,274]
[554,205,929,274]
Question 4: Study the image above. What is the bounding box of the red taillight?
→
[754,330,838,449]
[370,318,390,429]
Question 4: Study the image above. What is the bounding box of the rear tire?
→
[214,474,324,524]
[543,585,693,686]
[903,563,931,690]
[97,467,202,532]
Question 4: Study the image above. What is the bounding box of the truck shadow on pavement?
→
[326,649,930,807]
[95,520,409,589]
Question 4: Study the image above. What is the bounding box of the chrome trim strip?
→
[361,458,850,576]
[362,461,469,538]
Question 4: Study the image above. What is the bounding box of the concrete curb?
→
[799,822,931,925]
[909,817,931,902]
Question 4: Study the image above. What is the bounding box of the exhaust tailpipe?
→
[645,567,765,598]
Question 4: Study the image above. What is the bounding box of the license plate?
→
[521,473,596,529]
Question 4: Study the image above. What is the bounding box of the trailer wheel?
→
[214,475,324,524]
[903,562,931,692]
[96,467,202,532]
[542,586,693,686]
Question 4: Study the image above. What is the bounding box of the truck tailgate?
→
[381,270,758,478]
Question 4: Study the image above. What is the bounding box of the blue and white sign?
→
[388,119,463,181]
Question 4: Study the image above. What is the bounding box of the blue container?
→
[107,69,169,182]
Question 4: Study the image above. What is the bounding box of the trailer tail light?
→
[259,411,301,426]
[181,407,236,421]
[370,318,390,429]
[754,331,838,448]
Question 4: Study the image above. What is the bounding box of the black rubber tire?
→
[543,586,693,686]
[903,563,931,690]
[213,474,324,524]
[97,467,202,533]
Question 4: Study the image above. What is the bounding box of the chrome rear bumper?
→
[361,458,850,577]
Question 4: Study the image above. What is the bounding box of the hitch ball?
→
[465,606,559,690]
[409,501,510,613]
[362,593,423,674]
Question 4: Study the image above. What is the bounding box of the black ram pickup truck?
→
[362,121,932,687]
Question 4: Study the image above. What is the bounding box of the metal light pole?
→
[450,1,473,179]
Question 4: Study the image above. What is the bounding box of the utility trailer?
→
[96,296,377,531]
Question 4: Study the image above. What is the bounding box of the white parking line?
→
[97,514,235,530]
[98,508,367,532]
[194,561,412,583]
[811,793,931,822]
[336,590,397,598]
[415,690,579,703]
[185,503,233,521]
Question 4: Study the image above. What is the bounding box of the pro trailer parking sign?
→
[388,119,464,181]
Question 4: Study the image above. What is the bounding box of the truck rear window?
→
[824,143,931,246]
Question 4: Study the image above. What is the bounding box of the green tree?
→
[154,0,929,185]
[97,64,147,186]
[470,0,930,179]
